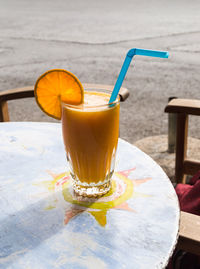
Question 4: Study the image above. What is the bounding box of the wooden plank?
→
[183,159,200,176]
[83,83,129,102]
[175,114,188,183]
[0,86,34,101]
[0,101,10,122]
[0,84,129,122]
[178,211,200,255]
[0,84,129,102]
[165,98,200,116]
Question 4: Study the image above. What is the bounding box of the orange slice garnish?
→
[34,69,84,120]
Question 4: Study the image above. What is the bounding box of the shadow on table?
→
[0,188,96,267]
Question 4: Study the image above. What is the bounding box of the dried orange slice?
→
[34,69,84,120]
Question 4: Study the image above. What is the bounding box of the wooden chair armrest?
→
[0,84,129,122]
[83,83,129,102]
[165,98,200,116]
[177,211,200,255]
[0,86,35,121]
[118,87,130,102]
[0,84,129,103]
[0,86,34,102]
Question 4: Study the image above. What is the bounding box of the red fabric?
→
[175,171,200,216]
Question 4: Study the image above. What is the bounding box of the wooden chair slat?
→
[165,98,200,116]
[178,211,200,255]
[183,159,200,176]
[0,86,34,102]
[0,84,129,122]
[0,101,9,122]
[175,113,188,183]
[83,83,129,102]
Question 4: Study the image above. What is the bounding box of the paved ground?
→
[134,135,200,182]
[1,0,200,144]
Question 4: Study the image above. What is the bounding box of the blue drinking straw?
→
[109,48,169,103]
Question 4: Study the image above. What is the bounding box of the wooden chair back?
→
[165,98,200,256]
[0,84,129,122]
[165,98,200,183]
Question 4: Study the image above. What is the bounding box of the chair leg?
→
[175,113,188,183]
[0,101,10,122]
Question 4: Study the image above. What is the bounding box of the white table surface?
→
[0,122,180,269]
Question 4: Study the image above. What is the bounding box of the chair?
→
[165,98,200,256]
[0,84,129,122]
[165,98,200,184]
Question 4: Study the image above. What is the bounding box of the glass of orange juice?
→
[61,89,120,197]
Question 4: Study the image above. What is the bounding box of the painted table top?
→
[0,122,179,269]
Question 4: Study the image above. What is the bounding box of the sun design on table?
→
[38,168,151,227]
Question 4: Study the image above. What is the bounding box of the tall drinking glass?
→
[61,89,120,197]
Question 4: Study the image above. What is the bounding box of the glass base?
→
[72,176,111,197]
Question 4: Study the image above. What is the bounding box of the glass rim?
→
[61,89,120,109]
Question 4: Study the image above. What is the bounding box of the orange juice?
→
[61,90,120,196]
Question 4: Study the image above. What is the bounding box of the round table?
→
[0,122,179,269]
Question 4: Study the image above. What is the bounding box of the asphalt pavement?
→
[1,0,200,144]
